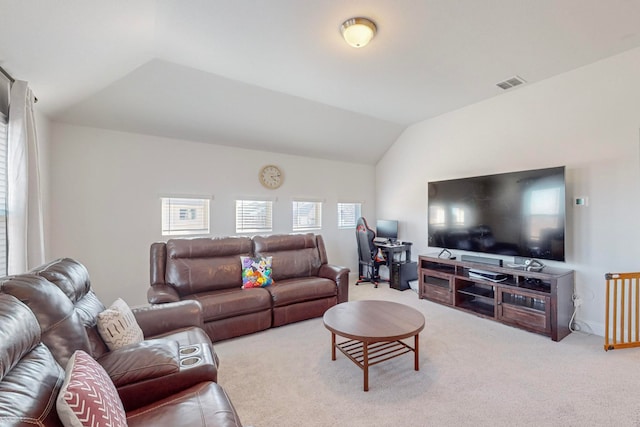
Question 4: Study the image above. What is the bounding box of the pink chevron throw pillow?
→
[57,350,128,427]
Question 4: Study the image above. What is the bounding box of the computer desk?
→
[374,241,412,268]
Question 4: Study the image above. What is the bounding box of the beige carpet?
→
[214,281,640,427]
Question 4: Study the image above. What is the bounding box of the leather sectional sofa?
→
[149,233,350,341]
[0,258,244,426]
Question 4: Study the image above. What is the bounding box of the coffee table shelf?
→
[337,339,414,369]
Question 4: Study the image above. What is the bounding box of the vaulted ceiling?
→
[2,1,640,164]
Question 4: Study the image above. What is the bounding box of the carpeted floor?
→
[214,280,640,426]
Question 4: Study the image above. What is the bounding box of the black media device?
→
[428,166,566,262]
[376,219,398,242]
[390,261,418,291]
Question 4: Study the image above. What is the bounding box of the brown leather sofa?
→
[149,233,350,341]
[0,293,243,426]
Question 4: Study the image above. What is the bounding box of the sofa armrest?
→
[147,283,181,304]
[319,264,350,304]
[133,300,204,337]
[99,339,219,412]
[98,339,180,387]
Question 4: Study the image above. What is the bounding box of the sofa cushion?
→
[267,277,337,307]
[57,350,128,427]
[185,288,272,322]
[0,344,66,426]
[31,257,91,303]
[0,294,65,426]
[253,233,324,280]
[97,339,180,387]
[165,237,252,295]
[0,294,41,380]
[97,298,144,351]
[9,258,111,361]
[241,256,274,288]
[0,274,95,367]
[32,259,110,357]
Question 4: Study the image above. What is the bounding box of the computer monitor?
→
[376,219,398,242]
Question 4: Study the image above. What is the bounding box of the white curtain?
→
[7,80,45,274]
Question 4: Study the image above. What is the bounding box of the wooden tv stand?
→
[418,255,574,341]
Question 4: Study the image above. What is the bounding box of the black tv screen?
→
[427,166,566,262]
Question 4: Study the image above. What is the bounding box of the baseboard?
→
[575,319,604,337]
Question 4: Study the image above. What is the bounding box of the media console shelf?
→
[418,255,574,341]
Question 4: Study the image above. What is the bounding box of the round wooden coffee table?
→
[323,300,425,391]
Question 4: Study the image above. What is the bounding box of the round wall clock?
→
[259,165,283,189]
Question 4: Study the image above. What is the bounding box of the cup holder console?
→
[178,345,205,368]
[179,345,201,356]
[180,356,202,367]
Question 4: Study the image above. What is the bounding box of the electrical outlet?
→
[573,296,583,307]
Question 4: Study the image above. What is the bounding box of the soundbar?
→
[460,254,503,267]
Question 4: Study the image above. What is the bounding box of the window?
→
[236,200,273,233]
[292,200,322,231]
[161,197,210,236]
[337,202,361,228]
[179,208,197,220]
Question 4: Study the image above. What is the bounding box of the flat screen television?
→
[376,219,398,241]
[427,166,566,262]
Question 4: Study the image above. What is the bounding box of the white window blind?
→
[236,200,273,233]
[292,200,322,231]
[161,197,210,236]
[337,202,361,228]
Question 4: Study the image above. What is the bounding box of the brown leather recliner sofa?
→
[0,293,242,426]
[0,258,244,426]
[149,233,350,341]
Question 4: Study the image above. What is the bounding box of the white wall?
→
[49,124,375,305]
[44,46,640,333]
[376,46,640,336]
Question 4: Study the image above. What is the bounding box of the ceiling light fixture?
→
[340,17,377,48]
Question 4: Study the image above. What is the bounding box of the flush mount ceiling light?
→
[340,17,377,48]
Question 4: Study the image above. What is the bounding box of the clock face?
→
[259,165,283,189]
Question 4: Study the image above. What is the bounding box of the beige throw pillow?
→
[97,298,144,351]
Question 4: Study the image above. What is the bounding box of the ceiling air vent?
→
[496,75,526,90]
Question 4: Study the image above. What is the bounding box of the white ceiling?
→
[2,1,640,164]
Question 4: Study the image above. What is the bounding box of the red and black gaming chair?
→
[355,217,385,288]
